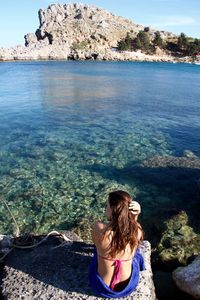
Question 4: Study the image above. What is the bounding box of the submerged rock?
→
[172,256,200,299]
[141,153,200,169]
[157,211,200,265]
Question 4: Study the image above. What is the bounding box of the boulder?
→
[0,234,13,260]
[0,234,12,248]
[172,256,200,299]
[24,33,38,46]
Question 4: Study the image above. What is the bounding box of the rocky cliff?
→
[27,2,146,50]
[0,2,183,62]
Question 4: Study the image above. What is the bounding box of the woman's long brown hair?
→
[102,190,144,257]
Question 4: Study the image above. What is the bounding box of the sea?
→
[0,61,200,238]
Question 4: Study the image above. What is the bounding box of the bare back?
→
[92,221,142,289]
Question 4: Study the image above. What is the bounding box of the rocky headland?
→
[0,2,199,63]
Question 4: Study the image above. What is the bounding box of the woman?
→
[89,190,144,298]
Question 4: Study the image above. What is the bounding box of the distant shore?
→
[0,45,200,64]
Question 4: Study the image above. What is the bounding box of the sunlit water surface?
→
[0,61,200,236]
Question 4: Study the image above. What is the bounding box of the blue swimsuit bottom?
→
[89,246,145,298]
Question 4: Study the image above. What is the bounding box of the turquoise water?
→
[0,61,200,236]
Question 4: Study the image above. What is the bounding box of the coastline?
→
[1,2,200,65]
[0,46,199,64]
[0,229,197,300]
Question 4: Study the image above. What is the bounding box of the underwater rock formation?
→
[157,211,200,265]
[141,152,200,169]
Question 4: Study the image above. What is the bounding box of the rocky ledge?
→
[0,2,199,63]
[0,231,156,300]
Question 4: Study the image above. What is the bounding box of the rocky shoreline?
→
[1,207,200,300]
[0,45,199,64]
[0,231,156,300]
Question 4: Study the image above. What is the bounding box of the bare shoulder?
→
[91,221,108,244]
[92,221,107,235]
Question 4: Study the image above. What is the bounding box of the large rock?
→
[141,153,200,169]
[2,2,196,62]
[34,3,145,48]
[157,211,200,265]
[0,2,178,62]
[24,33,38,46]
[0,232,156,299]
[0,234,13,261]
[172,256,200,299]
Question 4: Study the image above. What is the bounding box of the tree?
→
[135,36,142,49]
[194,38,200,47]
[153,31,163,48]
[187,39,200,56]
[117,32,132,51]
[124,33,132,49]
[117,40,129,51]
[178,33,189,50]
[137,31,150,51]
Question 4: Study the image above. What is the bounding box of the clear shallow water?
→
[0,61,200,236]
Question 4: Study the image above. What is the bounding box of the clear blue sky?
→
[0,0,199,47]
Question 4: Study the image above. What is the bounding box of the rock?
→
[0,235,13,261]
[141,154,200,169]
[154,46,165,56]
[0,235,13,248]
[183,150,198,158]
[0,2,182,62]
[157,211,200,265]
[24,33,38,46]
[172,256,200,299]
[35,2,144,50]
[0,232,156,299]
[0,44,71,61]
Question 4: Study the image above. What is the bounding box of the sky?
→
[0,0,199,48]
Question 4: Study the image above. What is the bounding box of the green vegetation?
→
[153,31,164,48]
[117,33,132,51]
[176,33,200,56]
[117,30,160,54]
[188,39,200,56]
[166,32,200,56]
[135,31,150,50]
[178,33,189,49]
[72,40,88,50]
[117,30,200,57]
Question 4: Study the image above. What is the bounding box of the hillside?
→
[0,3,199,62]
[25,3,175,50]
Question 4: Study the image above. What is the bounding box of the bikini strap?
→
[98,254,132,262]
[98,254,132,290]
